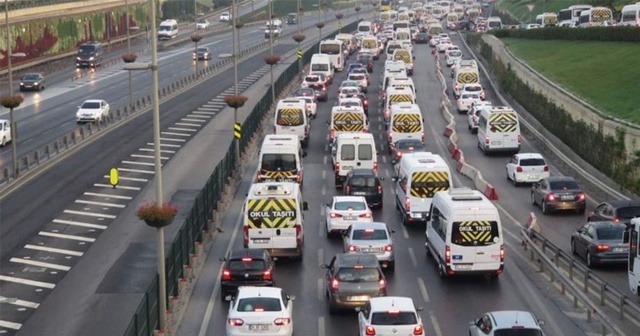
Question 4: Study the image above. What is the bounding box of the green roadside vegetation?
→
[501,38,640,123]
[239,0,359,22]
[496,0,629,24]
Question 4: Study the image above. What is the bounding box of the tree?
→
[586,0,619,14]
[213,0,232,8]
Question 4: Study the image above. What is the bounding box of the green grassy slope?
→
[496,0,628,23]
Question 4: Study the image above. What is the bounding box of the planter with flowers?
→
[1,95,24,109]
[122,53,137,63]
[136,202,179,228]
[225,95,248,108]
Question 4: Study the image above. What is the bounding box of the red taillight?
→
[295,224,302,244]
[228,318,244,326]
[297,173,302,184]
[413,324,424,335]
[596,244,610,252]
[613,216,620,222]
[330,212,343,218]
[274,318,291,326]
[359,212,372,218]
[421,132,425,142]
[330,129,335,142]
[517,134,522,144]
[445,245,451,264]
[348,245,359,252]
[385,109,390,119]
[500,244,505,262]
[335,161,340,173]
[373,162,378,173]
[377,185,383,194]
[379,278,386,290]
[331,278,339,290]
[404,197,411,211]
[578,193,586,201]
[384,244,393,251]
[484,136,489,144]
[547,194,556,201]
[516,166,523,172]
[345,185,351,194]
[365,326,376,335]
[543,165,549,172]
[263,270,272,280]
[222,270,231,280]
[388,132,393,142]
[243,226,249,246]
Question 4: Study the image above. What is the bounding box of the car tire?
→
[328,301,338,315]
[531,192,537,205]
[326,220,333,238]
[220,291,228,302]
[577,206,586,215]
[586,251,594,268]
[0,136,6,147]
[512,173,519,187]
[542,201,550,214]
[387,261,395,272]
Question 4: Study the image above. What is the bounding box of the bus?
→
[319,40,345,72]
[380,0,392,11]
[578,7,613,27]
[629,219,640,298]
[558,4,592,27]
[620,3,640,26]
[535,12,558,27]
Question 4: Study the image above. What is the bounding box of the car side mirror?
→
[340,229,348,236]
[225,295,234,302]
[416,306,424,311]
[379,177,385,181]
[391,176,398,182]
[537,319,545,326]
[390,229,396,233]
[287,294,296,301]
[302,201,309,211]
[325,120,330,126]
[219,257,227,262]
[302,151,307,158]
[320,263,329,269]
[391,159,397,165]
[354,307,362,312]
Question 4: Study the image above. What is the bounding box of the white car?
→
[301,75,322,88]
[0,119,11,147]
[506,153,550,186]
[525,23,541,29]
[436,38,452,53]
[469,310,545,336]
[357,297,424,336]
[445,49,462,67]
[220,11,231,22]
[429,36,441,47]
[226,286,294,336]
[294,96,317,119]
[343,221,396,270]
[467,101,492,134]
[76,99,110,123]
[461,83,486,100]
[338,87,361,99]
[456,92,482,113]
[324,196,373,237]
[196,18,210,29]
[347,73,369,93]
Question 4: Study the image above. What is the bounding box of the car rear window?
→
[350,177,376,187]
[353,229,387,240]
[520,158,546,166]
[350,75,365,80]
[451,221,500,246]
[228,259,266,271]
[82,102,100,109]
[464,86,481,92]
[371,312,418,325]
[549,180,580,190]
[237,297,281,312]
[616,206,640,219]
[336,268,380,282]
[494,329,543,336]
[276,109,304,126]
[397,140,423,150]
[305,76,319,82]
[596,227,625,240]
[335,201,367,211]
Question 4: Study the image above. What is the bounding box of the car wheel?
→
[531,192,537,205]
[542,201,550,214]
[326,220,332,238]
[387,261,395,272]
[512,173,519,187]
[506,169,510,180]
[328,301,338,315]
[438,263,447,278]
[220,291,228,302]
[0,136,5,147]
[577,206,586,215]
[586,251,594,268]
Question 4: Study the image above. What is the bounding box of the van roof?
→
[278,99,305,106]
[335,133,375,140]
[332,106,365,113]
[250,182,299,197]
[484,106,517,114]
[161,19,178,24]
[434,188,497,211]
[391,102,419,112]
[263,134,299,143]
[401,152,449,169]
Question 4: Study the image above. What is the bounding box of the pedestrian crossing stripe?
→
[234,122,241,139]
[391,113,422,133]
[409,171,450,198]
[247,199,297,228]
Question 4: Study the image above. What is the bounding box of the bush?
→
[489,26,640,42]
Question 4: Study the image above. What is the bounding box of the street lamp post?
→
[5,0,12,94]
[125,0,134,110]
[232,0,239,164]
[191,34,202,76]
[268,0,275,103]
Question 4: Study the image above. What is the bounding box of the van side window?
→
[478,115,487,130]
[358,144,373,160]
[398,170,408,193]
[341,144,355,161]
[432,207,446,240]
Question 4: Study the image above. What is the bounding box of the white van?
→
[309,54,334,82]
[486,16,503,30]
[256,135,305,183]
[425,188,504,278]
[360,36,380,59]
[331,133,378,187]
[357,20,373,35]
[387,103,424,152]
[158,19,179,40]
[393,152,451,225]
[265,19,283,38]
[319,40,345,72]
[392,48,414,75]
[329,106,368,143]
[244,182,308,260]
[384,86,415,122]
[477,106,521,154]
[273,98,310,147]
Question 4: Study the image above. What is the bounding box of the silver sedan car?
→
[342,221,395,271]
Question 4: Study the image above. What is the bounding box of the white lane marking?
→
[382,155,387,164]
[63,209,116,219]
[75,199,126,208]
[321,184,326,195]
[131,154,169,160]
[122,161,156,166]
[185,114,210,119]
[10,258,71,271]
[24,244,84,257]
[0,320,22,330]
[83,192,133,200]
[323,155,327,165]
[146,142,182,148]
[417,277,430,303]
[319,220,325,238]
[317,278,324,301]
[175,122,201,127]
[320,205,326,216]
[169,127,198,132]
[139,148,176,153]
[53,218,108,230]
[318,248,324,265]
[429,310,443,336]
[38,231,95,242]
[116,168,155,174]
[322,170,326,179]
[161,131,191,137]
[318,316,325,336]
[408,247,418,268]
[401,224,409,240]
[0,275,56,289]
[160,137,187,142]
[94,183,140,190]
[193,111,216,115]
[102,175,148,182]
[0,296,39,309]
[181,118,206,123]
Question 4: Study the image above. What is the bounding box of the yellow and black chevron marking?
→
[388,94,413,104]
[333,113,364,132]
[392,114,421,133]
[488,113,518,132]
[260,170,298,181]
[394,51,411,63]
[277,108,303,126]
[234,123,241,139]
[247,199,297,228]
[410,171,450,198]
[456,72,479,84]
[297,50,302,59]
[458,221,495,243]
[591,9,610,22]
[363,40,377,49]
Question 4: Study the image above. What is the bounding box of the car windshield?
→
[449,51,462,57]
[23,74,40,80]
[397,140,424,150]
[336,268,380,282]
[228,259,266,271]
[294,88,314,96]
[350,176,376,187]
[596,227,625,240]
[335,201,366,211]
[350,75,365,80]
[237,297,281,312]
[520,158,546,166]
[197,48,208,52]
[371,311,417,325]
[494,329,544,336]
[197,19,207,23]
[353,229,387,240]
[549,180,580,190]
[81,102,100,109]
[78,46,95,55]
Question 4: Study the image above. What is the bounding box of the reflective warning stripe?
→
[247,199,297,228]
[333,112,365,132]
[456,72,479,84]
[277,108,303,126]
[458,221,494,243]
[488,113,518,132]
[388,94,413,103]
[410,171,450,198]
[260,170,298,181]
[391,114,421,133]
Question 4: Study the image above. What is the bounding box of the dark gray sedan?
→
[571,221,628,268]
[531,176,586,214]
[19,73,45,92]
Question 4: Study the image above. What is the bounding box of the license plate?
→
[344,216,356,221]
[491,141,502,145]
[348,295,369,301]
[252,239,269,244]
[249,324,270,331]
[560,195,574,201]
[352,191,367,195]
[343,166,353,171]
[362,248,382,253]
[455,264,472,270]
[613,247,628,252]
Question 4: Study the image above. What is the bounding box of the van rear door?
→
[275,108,306,140]
[409,171,450,215]
[247,199,298,249]
[488,112,518,150]
[355,139,376,172]
[450,220,502,272]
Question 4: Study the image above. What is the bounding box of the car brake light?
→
[388,132,393,142]
[378,185,382,194]
[578,193,586,201]
[330,129,335,142]
[359,213,372,218]
[297,173,302,184]
[543,165,549,172]
[405,197,411,211]
[413,324,424,335]
[547,194,556,201]
[345,185,351,194]
[365,325,376,335]
[484,136,489,144]
[241,257,252,261]
[263,270,272,280]
[331,278,339,290]
[243,226,249,246]
[335,162,340,173]
[516,166,523,172]
[348,245,359,252]
[500,244,505,262]
[517,134,522,144]
[228,318,244,326]
[373,162,378,173]
[222,270,231,280]
[445,245,451,264]
[379,278,386,289]
[295,224,302,244]
[612,216,619,222]
[384,244,393,251]
[274,318,291,326]
[330,212,343,218]
[596,244,610,252]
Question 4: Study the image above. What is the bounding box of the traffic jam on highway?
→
[213,2,575,336]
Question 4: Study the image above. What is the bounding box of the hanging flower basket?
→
[122,53,137,63]
[316,22,325,29]
[271,13,278,19]
[1,95,24,109]
[136,202,179,228]
[235,21,245,29]
[264,55,281,66]
[225,95,248,108]
[292,33,306,43]
[190,34,203,43]
[298,5,304,12]
[371,0,378,6]
[335,13,344,20]
[355,6,362,12]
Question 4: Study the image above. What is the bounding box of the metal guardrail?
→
[521,215,640,335]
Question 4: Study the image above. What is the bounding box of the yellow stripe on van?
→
[458,221,494,243]
[456,72,478,84]
[277,108,303,126]
[591,9,611,22]
[260,170,298,180]
[389,94,412,103]
[392,114,422,133]
[333,112,365,132]
[488,113,518,133]
[410,171,450,198]
[247,199,297,228]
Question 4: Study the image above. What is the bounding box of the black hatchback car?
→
[220,249,275,301]
[343,168,384,209]
[531,176,586,214]
[588,199,640,226]
[308,82,328,102]
[414,32,429,43]
[19,73,45,92]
